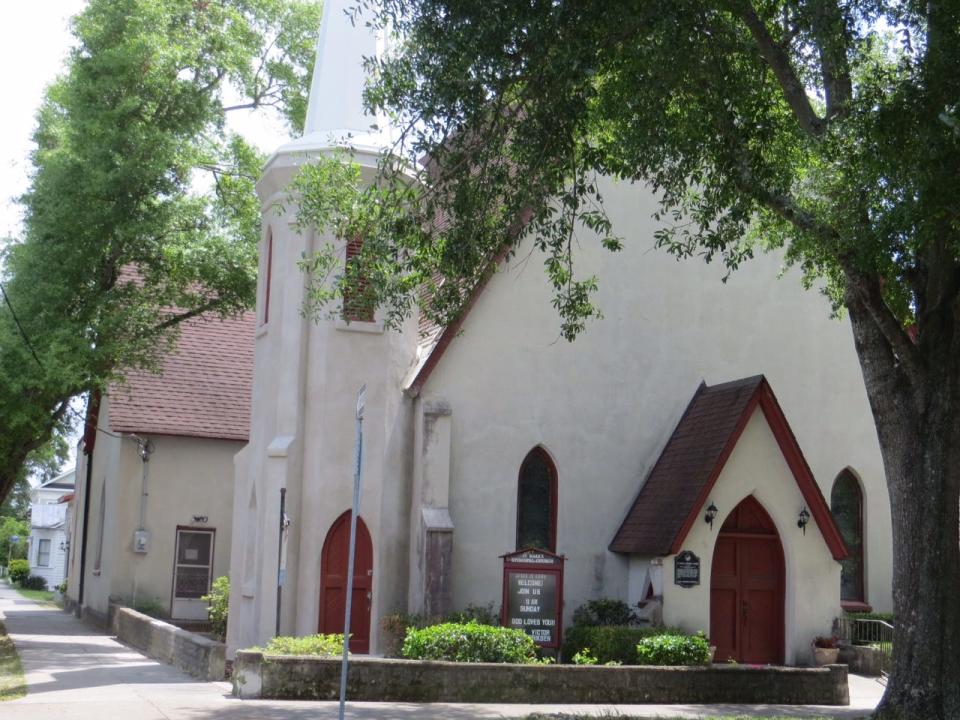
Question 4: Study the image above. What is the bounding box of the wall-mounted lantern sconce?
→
[797,507,810,534]
[704,502,718,530]
[192,515,209,524]
[60,540,70,552]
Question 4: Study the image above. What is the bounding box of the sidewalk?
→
[0,582,881,719]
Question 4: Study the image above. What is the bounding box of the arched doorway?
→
[319,511,373,653]
[709,496,785,664]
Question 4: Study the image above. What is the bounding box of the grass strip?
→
[524,716,844,720]
[0,620,26,701]
[12,588,55,605]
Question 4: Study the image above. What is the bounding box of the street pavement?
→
[0,582,882,719]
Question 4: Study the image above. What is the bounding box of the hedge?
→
[402,621,537,663]
[636,632,712,665]
[259,634,345,656]
[562,625,673,665]
[8,559,29,585]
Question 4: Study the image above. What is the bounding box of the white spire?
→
[296,0,392,152]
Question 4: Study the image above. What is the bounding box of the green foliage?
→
[259,633,344,656]
[402,621,538,664]
[7,560,29,585]
[636,632,712,666]
[133,598,169,619]
[562,625,673,665]
[201,575,229,641]
[571,647,598,665]
[444,602,499,626]
[54,581,67,594]
[571,599,637,627]
[0,0,321,507]
[0,519,29,562]
[20,576,48,591]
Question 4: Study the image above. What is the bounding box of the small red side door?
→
[319,511,373,653]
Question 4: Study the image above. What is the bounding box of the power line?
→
[1,281,124,441]
[0,281,43,370]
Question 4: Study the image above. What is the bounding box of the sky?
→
[0,1,292,241]
[1,1,298,479]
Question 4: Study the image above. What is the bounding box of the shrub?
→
[571,647,598,665]
[55,581,67,594]
[571,599,637,627]
[636,631,712,666]
[562,625,672,664]
[133,598,169,619]
[380,613,424,658]
[846,611,894,624]
[8,559,29,585]
[444,602,500,626]
[260,633,344,656]
[202,576,229,641]
[21,575,48,591]
[402,621,537,663]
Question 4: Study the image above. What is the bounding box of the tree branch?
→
[729,0,825,136]
[808,0,853,120]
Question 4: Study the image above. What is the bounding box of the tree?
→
[293,1,959,717]
[0,0,321,504]
[0,517,29,565]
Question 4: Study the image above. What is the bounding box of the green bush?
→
[443,602,500,626]
[55,581,67,594]
[562,625,672,664]
[402,621,537,663]
[21,575,48,591]
[8,559,29,585]
[133,598,169,619]
[571,599,637,627]
[201,576,229,641]
[260,633,344,656]
[636,631,712,666]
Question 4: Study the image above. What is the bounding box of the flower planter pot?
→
[811,646,839,666]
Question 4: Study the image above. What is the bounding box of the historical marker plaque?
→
[501,548,565,648]
[674,550,700,587]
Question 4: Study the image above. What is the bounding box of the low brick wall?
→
[839,644,885,676]
[232,653,849,705]
[111,606,225,681]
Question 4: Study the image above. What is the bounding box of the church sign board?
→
[674,550,700,587]
[501,548,564,649]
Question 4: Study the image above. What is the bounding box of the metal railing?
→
[835,615,894,677]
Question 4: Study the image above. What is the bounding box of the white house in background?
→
[227,0,892,665]
[66,313,254,627]
[27,468,75,588]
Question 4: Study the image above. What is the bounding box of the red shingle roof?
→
[108,313,255,441]
[609,376,847,560]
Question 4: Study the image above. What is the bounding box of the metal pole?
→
[276,487,286,637]
[339,384,366,720]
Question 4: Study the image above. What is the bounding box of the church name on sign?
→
[501,548,565,649]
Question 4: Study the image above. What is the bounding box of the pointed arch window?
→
[516,447,557,552]
[261,230,273,326]
[831,470,865,604]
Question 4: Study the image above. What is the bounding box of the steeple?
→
[292,0,392,153]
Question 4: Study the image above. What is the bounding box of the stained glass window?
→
[516,448,557,552]
[831,470,864,602]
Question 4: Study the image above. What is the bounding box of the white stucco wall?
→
[421,174,890,626]
[658,408,842,665]
[69,399,240,621]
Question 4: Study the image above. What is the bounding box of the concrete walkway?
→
[0,582,881,719]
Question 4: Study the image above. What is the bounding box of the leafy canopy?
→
[294,0,957,354]
[0,0,321,503]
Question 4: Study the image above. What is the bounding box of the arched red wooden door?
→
[710,496,784,664]
[319,511,373,653]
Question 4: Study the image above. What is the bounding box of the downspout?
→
[77,392,101,609]
[132,436,154,608]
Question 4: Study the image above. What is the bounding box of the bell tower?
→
[226,0,418,656]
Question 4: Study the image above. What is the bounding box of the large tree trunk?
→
[848,297,960,720]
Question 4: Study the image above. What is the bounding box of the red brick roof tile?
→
[107,313,254,441]
[609,376,847,561]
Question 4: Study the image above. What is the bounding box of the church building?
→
[226,0,892,666]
